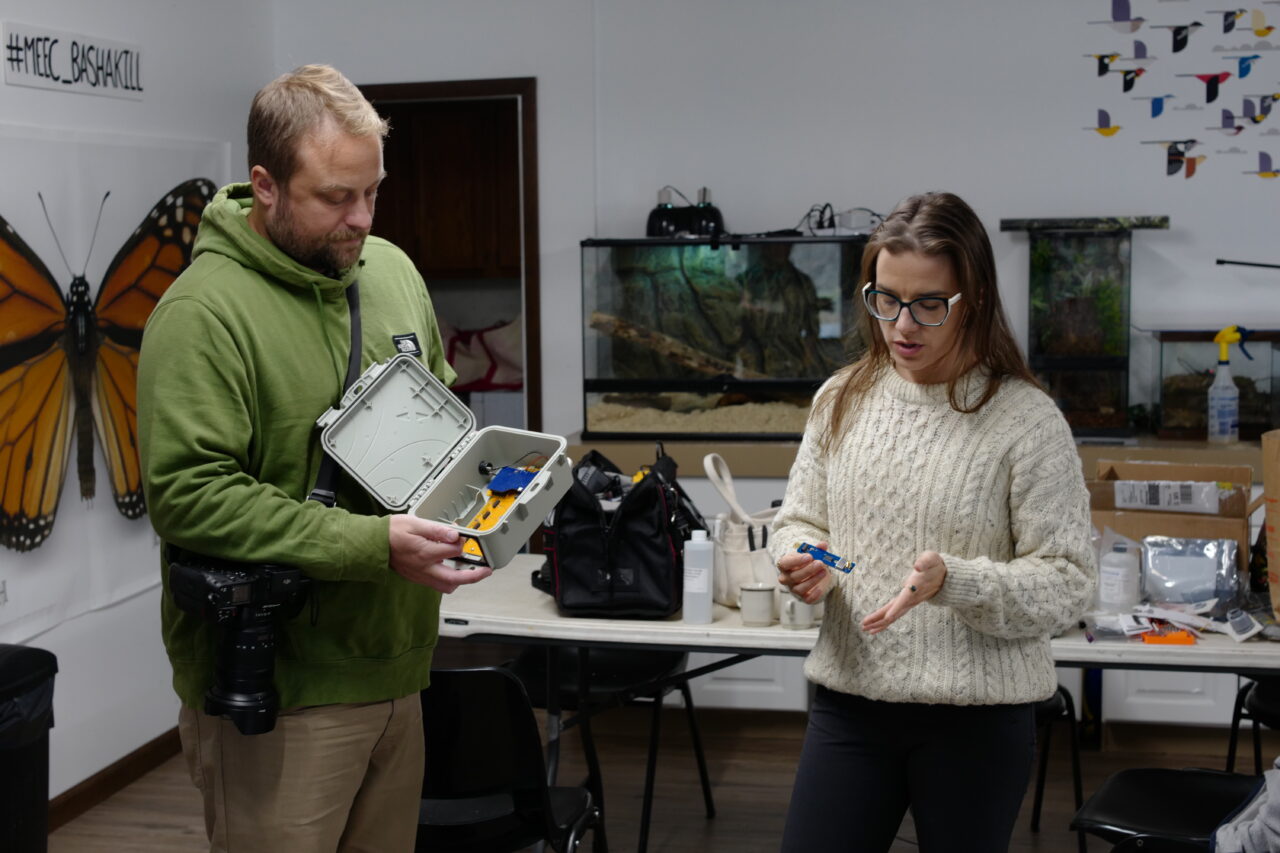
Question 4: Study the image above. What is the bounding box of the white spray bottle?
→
[1207,325,1246,444]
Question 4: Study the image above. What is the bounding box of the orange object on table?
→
[1142,629,1197,645]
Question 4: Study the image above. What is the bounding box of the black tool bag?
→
[536,443,705,618]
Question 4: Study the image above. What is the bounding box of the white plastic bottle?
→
[1098,543,1141,612]
[1208,325,1240,444]
[682,529,714,624]
[1207,358,1239,444]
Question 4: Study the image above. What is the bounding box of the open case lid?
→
[315,354,476,512]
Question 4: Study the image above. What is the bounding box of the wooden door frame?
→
[361,77,542,431]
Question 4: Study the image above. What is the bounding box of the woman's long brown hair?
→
[815,191,1040,452]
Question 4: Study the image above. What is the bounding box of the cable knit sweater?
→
[769,365,1096,707]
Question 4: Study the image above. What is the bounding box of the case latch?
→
[314,360,394,430]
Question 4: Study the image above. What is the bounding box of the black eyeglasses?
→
[861,282,962,327]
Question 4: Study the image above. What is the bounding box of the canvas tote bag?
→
[703,452,779,607]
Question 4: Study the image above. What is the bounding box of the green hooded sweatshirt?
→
[138,182,457,709]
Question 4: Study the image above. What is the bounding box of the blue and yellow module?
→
[461,466,539,561]
[795,542,854,573]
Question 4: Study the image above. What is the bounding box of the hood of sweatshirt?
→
[187,182,365,392]
[191,182,359,297]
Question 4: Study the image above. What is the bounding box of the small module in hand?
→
[795,542,854,573]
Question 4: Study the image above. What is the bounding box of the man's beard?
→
[266,197,367,279]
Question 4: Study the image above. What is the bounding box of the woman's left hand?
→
[860,550,947,635]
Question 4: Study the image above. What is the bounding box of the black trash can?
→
[0,644,58,853]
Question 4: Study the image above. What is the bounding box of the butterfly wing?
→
[92,178,215,519]
[0,214,75,551]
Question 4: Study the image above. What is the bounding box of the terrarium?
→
[580,235,867,440]
[1001,216,1168,436]
[1156,330,1278,440]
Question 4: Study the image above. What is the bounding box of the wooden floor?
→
[50,640,1276,852]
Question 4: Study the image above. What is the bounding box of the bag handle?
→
[703,452,754,524]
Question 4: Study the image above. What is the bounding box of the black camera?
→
[168,550,310,735]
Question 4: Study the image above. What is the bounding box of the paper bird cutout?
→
[1177,71,1232,102]
[1207,8,1248,33]
[1134,93,1177,117]
[1207,108,1246,134]
[1086,52,1122,76]
[1086,109,1122,135]
[1124,40,1157,66]
[1153,21,1204,52]
[1112,67,1147,91]
[1222,54,1262,79]
[1250,9,1275,37]
[1089,0,1147,33]
[1242,151,1278,176]
[1143,138,1202,176]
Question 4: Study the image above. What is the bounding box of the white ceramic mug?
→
[779,594,815,630]
[740,582,775,627]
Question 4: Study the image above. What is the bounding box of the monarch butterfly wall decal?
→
[0,177,216,552]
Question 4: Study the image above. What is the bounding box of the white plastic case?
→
[315,354,571,568]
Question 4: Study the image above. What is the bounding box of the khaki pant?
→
[178,694,424,853]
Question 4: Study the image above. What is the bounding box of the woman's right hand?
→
[778,540,834,605]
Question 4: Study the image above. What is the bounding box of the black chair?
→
[1070,767,1261,849]
[505,646,715,853]
[1226,675,1280,775]
[1108,838,1216,852]
[1029,684,1086,853]
[417,666,603,853]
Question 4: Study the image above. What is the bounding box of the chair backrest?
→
[1108,837,1212,852]
[421,666,551,819]
[1071,767,1261,848]
[1246,676,1280,727]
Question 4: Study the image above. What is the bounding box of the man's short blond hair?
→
[247,64,389,187]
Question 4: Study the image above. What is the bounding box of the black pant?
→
[780,685,1036,853]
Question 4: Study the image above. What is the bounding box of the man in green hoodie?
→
[137,65,493,852]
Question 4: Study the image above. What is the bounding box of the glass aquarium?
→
[1001,216,1168,436]
[581,235,867,440]
[1156,330,1278,440]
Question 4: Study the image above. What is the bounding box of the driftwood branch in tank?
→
[589,311,769,379]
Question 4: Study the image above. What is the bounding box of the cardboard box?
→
[1090,509,1249,570]
[1089,459,1254,570]
[1090,460,1252,516]
[1263,431,1280,616]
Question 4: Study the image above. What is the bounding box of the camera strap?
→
[308,281,362,508]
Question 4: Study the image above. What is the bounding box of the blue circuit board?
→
[488,466,538,493]
[795,542,854,573]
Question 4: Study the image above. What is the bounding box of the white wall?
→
[592,0,1280,366]
[0,0,271,797]
[272,0,599,439]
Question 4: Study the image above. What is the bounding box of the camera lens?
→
[169,555,309,736]
[206,614,280,735]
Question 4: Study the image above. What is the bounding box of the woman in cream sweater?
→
[772,191,1096,853]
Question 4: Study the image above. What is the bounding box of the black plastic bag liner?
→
[0,644,57,749]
